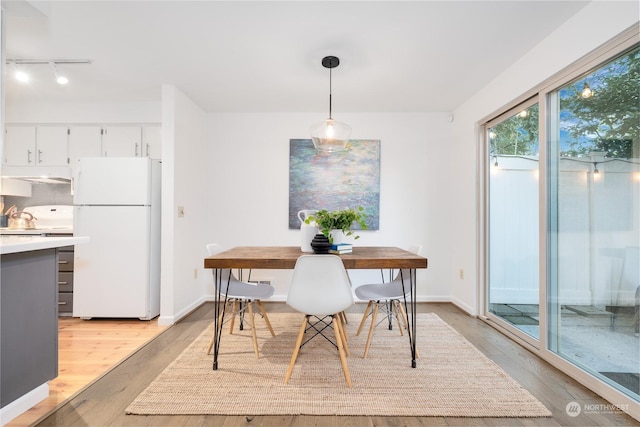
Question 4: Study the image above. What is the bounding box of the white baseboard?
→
[450,296,477,316]
[0,383,48,427]
[159,296,210,325]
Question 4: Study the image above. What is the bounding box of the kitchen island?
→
[0,235,88,426]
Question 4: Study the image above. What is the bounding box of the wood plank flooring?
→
[6,317,167,427]
[13,303,640,426]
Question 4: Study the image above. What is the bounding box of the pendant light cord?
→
[328,66,333,120]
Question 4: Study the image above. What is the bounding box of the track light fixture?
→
[49,62,69,85]
[310,56,351,153]
[9,61,29,82]
[6,59,90,85]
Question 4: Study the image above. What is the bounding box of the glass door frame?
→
[478,25,639,418]
[479,95,542,352]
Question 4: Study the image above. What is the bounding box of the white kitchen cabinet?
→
[3,125,68,167]
[102,125,143,157]
[68,126,103,168]
[142,124,162,159]
[4,123,161,177]
[36,125,69,166]
[3,125,36,166]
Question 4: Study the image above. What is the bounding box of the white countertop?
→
[0,235,89,255]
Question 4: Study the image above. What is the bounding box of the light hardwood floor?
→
[12,302,640,426]
[6,317,167,427]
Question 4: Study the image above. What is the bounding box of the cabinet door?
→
[142,125,162,159]
[68,126,102,168]
[4,125,36,166]
[102,125,142,157]
[36,125,69,166]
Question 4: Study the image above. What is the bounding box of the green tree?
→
[489,104,539,156]
[560,47,639,158]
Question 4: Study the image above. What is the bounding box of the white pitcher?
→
[297,210,318,253]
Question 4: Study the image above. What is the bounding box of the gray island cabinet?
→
[0,235,88,425]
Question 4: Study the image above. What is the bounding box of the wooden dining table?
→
[204,246,428,370]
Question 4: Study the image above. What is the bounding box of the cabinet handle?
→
[135,142,139,156]
[58,260,69,264]
[58,301,68,305]
[38,149,43,163]
[146,143,150,157]
[27,149,32,164]
[58,281,68,285]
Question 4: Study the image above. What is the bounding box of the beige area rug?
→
[126,313,552,417]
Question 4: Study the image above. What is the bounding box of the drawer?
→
[58,292,73,314]
[58,251,74,272]
[58,272,74,292]
[58,245,74,252]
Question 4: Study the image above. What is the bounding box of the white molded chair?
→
[285,255,355,387]
[354,244,422,358]
[206,243,275,358]
[612,246,639,332]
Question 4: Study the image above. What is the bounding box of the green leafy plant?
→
[305,206,367,243]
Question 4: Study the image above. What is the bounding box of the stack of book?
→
[329,242,353,254]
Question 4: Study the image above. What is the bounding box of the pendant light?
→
[310,56,351,153]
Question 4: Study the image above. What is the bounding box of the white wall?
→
[205,112,453,301]
[159,85,209,324]
[449,1,639,315]
[5,101,161,123]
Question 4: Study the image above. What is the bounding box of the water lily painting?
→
[289,139,380,230]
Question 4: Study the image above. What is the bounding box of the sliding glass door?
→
[484,40,639,402]
[487,101,540,340]
[547,47,639,399]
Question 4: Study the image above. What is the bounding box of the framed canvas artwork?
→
[289,139,380,230]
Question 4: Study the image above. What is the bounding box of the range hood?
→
[0,178,32,197]
[0,176,71,197]
[1,166,72,184]
[14,177,71,184]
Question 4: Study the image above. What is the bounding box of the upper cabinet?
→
[3,123,161,179]
[143,124,162,159]
[4,125,68,167]
[3,125,36,166]
[102,125,142,157]
[102,125,161,159]
[36,126,69,166]
[68,126,103,170]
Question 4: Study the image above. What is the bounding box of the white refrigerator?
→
[73,157,161,320]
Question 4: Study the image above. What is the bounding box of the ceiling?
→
[4,1,591,114]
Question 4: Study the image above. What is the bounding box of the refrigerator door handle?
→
[71,162,81,196]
